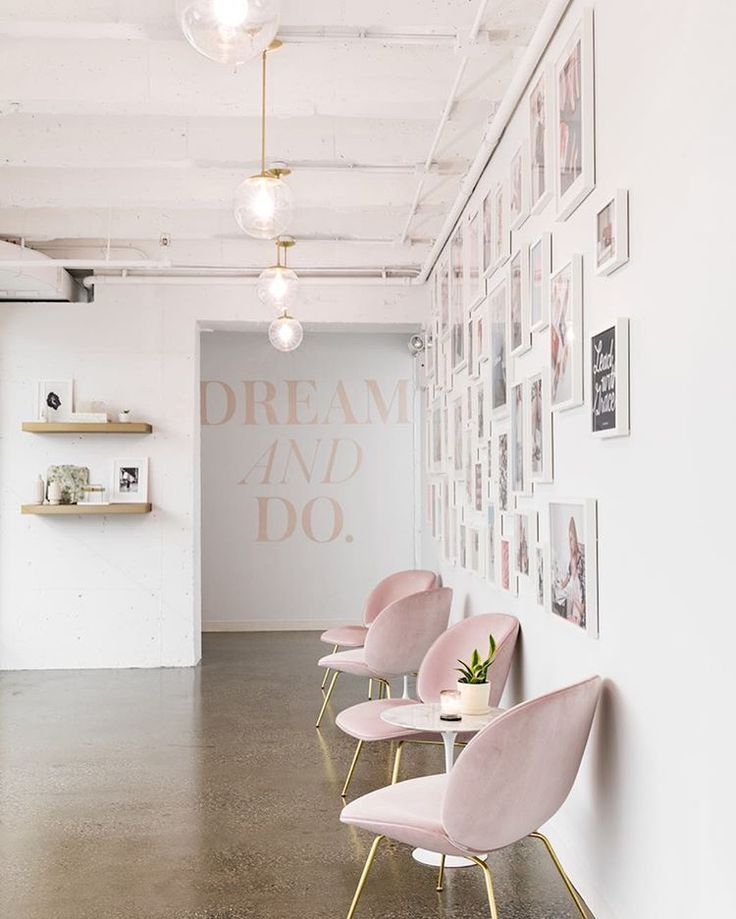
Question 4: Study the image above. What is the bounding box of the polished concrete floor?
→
[0,632,593,919]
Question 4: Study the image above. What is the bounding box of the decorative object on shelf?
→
[47,481,62,506]
[177,0,280,65]
[31,475,46,506]
[47,465,90,505]
[258,237,299,313]
[591,318,630,437]
[268,312,303,352]
[595,189,630,276]
[455,635,497,715]
[79,485,109,506]
[555,9,596,220]
[117,410,132,423]
[111,457,149,504]
[439,689,462,722]
[233,42,294,239]
[37,380,73,422]
[548,499,599,638]
[550,255,584,411]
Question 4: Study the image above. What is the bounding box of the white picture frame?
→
[450,226,466,373]
[596,189,630,276]
[481,184,494,278]
[429,396,445,474]
[529,370,554,483]
[529,65,553,214]
[509,245,531,357]
[509,143,530,230]
[493,420,510,513]
[550,255,584,412]
[492,180,511,273]
[535,543,548,608]
[485,504,497,585]
[591,318,630,438]
[466,207,485,306]
[514,509,535,579]
[510,380,532,497]
[37,380,73,422]
[530,232,552,332]
[548,498,599,638]
[488,275,509,418]
[111,457,149,504]
[555,9,596,221]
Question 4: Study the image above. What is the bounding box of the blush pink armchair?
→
[316,587,452,729]
[335,613,519,797]
[340,676,602,919]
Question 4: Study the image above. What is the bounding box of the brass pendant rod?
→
[260,50,267,175]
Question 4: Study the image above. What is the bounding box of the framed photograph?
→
[429,396,445,473]
[492,180,511,272]
[509,143,529,229]
[493,421,510,512]
[450,226,466,372]
[535,543,548,608]
[509,246,531,356]
[482,185,494,276]
[591,318,630,437]
[550,255,584,411]
[510,381,531,496]
[529,66,553,214]
[488,276,509,417]
[514,510,534,578]
[466,208,484,305]
[530,232,552,332]
[438,255,450,339]
[555,9,595,221]
[474,380,487,443]
[449,394,465,480]
[111,457,149,504]
[475,293,490,366]
[443,495,457,565]
[468,527,483,576]
[499,535,515,594]
[37,380,73,422]
[548,499,598,638]
[529,371,554,482]
[596,189,630,276]
[485,504,497,585]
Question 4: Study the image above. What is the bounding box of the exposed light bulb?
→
[234,173,293,239]
[177,0,280,65]
[268,313,303,352]
[257,264,299,313]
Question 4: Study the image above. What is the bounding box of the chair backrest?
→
[362,587,452,677]
[442,676,602,853]
[361,570,439,626]
[416,613,519,707]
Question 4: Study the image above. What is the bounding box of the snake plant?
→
[456,634,498,684]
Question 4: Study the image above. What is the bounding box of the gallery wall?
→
[200,330,417,630]
[421,0,736,917]
[0,282,425,670]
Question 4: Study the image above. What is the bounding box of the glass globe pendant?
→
[257,237,299,313]
[177,0,280,65]
[233,43,294,239]
[268,312,303,352]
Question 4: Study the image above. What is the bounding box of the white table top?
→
[380,702,505,734]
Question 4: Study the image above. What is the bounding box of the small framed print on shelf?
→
[595,190,630,276]
[37,380,73,422]
[111,457,149,504]
[591,318,630,438]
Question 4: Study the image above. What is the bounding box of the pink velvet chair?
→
[335,613,519,797]
[318,570,438,693]
[316,587,452,729]
[340,676,602,919]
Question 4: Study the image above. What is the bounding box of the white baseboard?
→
[203,619,355,632]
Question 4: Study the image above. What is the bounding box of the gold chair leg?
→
[341,740,364,798]
[346,835,384,919]
[368,678,373,700]
[436,854,446,892]
[316,671,340,728]
[321,644,339,691]
[376,678,392,700]
[529,832,588,918]
[391,740,404,784]
[469,856,499,919]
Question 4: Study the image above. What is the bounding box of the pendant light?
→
[234,42,294,239]
[268,311,303,352]
[257,236,299,313]
[177,0,280,65]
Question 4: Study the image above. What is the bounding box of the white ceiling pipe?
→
[0,259,173,270]
[83,275,417,288]
[399,0,491,245]
[417,0,574,283]
[277,26,490,47]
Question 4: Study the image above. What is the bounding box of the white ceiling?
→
[0,0,549,276]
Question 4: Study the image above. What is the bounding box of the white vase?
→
[47,481,62,506]
[32,475,45,505]
[457,681,491,715]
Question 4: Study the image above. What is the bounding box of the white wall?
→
[200,330,417,630]
[422,1,736,916]
[0,282,424,669]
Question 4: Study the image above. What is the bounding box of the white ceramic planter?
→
[457,681,491,715]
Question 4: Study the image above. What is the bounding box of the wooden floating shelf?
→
[22,503,152,516]
[22,422,153,434]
